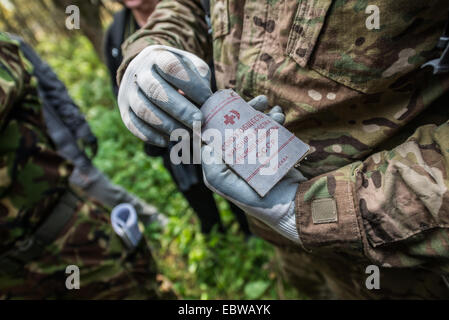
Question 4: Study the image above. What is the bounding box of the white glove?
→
[118,45,212,146]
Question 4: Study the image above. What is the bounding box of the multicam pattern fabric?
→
[119,0,449,298]
[0,33,171,299]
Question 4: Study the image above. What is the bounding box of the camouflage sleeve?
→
[0,33,26,127]
[295,121,449,273]
[117,0,211,85]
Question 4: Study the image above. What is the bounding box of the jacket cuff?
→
[295,174,363,252]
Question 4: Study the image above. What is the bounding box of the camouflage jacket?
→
[118,0,449,273]
[0,33,72,252]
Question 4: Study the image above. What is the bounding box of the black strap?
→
[0,191,79,274]
[201,0,210,17]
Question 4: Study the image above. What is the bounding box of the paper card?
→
[201,89,309,197]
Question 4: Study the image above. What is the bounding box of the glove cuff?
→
[275,202,304,247]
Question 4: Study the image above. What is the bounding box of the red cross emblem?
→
[224,110,240,125]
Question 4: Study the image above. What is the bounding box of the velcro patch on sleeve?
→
[311,198,337,224]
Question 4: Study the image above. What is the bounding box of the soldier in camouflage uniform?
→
[0,33,173,299]
[115,0,449,299]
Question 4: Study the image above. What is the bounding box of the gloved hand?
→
[76,123,98,159]
[201,101,307,244]
[118,45,212,146]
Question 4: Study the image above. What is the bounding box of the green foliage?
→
[36,35,301,300]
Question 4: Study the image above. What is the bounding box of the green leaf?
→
[244,281,270,299]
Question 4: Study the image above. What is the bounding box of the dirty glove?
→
[201,101,306,244]
[118,45,212,146]
[76,123,98,159]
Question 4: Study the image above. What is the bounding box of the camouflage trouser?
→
[248,218,449,300]
[0,191,174,300]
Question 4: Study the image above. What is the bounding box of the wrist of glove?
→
[118,45,212,146]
